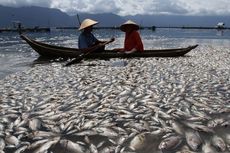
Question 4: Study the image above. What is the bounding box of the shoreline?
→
[0,26,229,33]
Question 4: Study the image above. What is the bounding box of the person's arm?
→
[97,37,115,44]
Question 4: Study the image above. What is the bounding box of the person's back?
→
[124,30,143,51]
[114,20,144,53]
[78,31,97,49]
[78,19,99,49]
[77,18,114,52]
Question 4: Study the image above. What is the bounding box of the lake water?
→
[0,28,230,153]
[0,28,230,80]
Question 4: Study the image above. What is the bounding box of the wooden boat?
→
[20,34,198,59]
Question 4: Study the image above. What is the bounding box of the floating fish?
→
[59,139,85,153]
[211,135,226,152]
[129,133,147,151]
[185,129,202,151]
[159,135,182,151]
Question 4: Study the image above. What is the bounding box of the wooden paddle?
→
[65,39,114,66]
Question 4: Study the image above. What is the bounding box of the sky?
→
[0,0,230,16]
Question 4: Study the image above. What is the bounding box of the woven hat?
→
[120,20,139,32]
[79,19,98,30]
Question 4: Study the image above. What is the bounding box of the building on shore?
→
[216,22,225,29]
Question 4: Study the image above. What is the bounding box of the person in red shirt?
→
[114,20,144,53]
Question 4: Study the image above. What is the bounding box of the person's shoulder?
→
[79,32,84,37]
[131,30,140,37]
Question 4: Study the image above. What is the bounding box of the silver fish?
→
[202,141,216,153]
[14,145,28,153]
[33,137,60,153]
[185,129,202,151]
[0,138,5,150]
[170,120,185,136]
[93,127,118,138]
[182,121,214,133]
[207,118,225,128]
[211,135,226,152]
[28,139,49,150]
[28,118,42,131]
[59,139,86,153]
[159,135,182,151]
[89,143,98,153]
[129,133,147,151]
[5,135,19,146]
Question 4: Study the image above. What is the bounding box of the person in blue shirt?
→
[78,18,114,52]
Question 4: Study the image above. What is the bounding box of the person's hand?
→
[110,37,115,42]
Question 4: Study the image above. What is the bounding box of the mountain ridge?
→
[0,5,229,28]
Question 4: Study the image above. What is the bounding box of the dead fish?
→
[93,127,118,138]
[225,134,230,144]
[159,135,182,151]
[0,123,4,131]
[59,139,85,153]
[99,146,116,153]
[96,141,106,149]
[28,139,49,150]
[0,138,5,150]
[14,145,28,153]
[176,145,197,153]
[30,131,57,138]
[169,120,185,136]
[28,118,42,131]
[211,135,226,152]
[182,121,214,133]
[221,120,230,128]
[129,133,147,151]
[33,137,60,153]
[89,143,98,153]
[74,130,98,136]
[202,141,216,153]
[82,120,99,130]
[207,118,225,128]
[13,116,22,127]
[5,135,19,146]
[185,129,202,151]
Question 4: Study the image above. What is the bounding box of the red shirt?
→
[124,31,144,51]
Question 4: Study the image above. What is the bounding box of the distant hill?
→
[0,5,125,28]
[0,5,229,28]
[0,5,74,27]
[125,15,230,27]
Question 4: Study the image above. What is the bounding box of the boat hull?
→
[20,34,198,58]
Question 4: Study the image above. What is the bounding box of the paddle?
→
[65,39,114,66]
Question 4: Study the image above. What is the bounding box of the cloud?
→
[0,0,230,16]
[0,0,52,7]
[175,0,230,15]
[51,0,119,15]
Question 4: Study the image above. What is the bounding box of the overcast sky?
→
[0,0,230,16]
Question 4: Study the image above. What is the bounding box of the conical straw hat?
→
[120,20,139,32]
[79,19,98,30]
